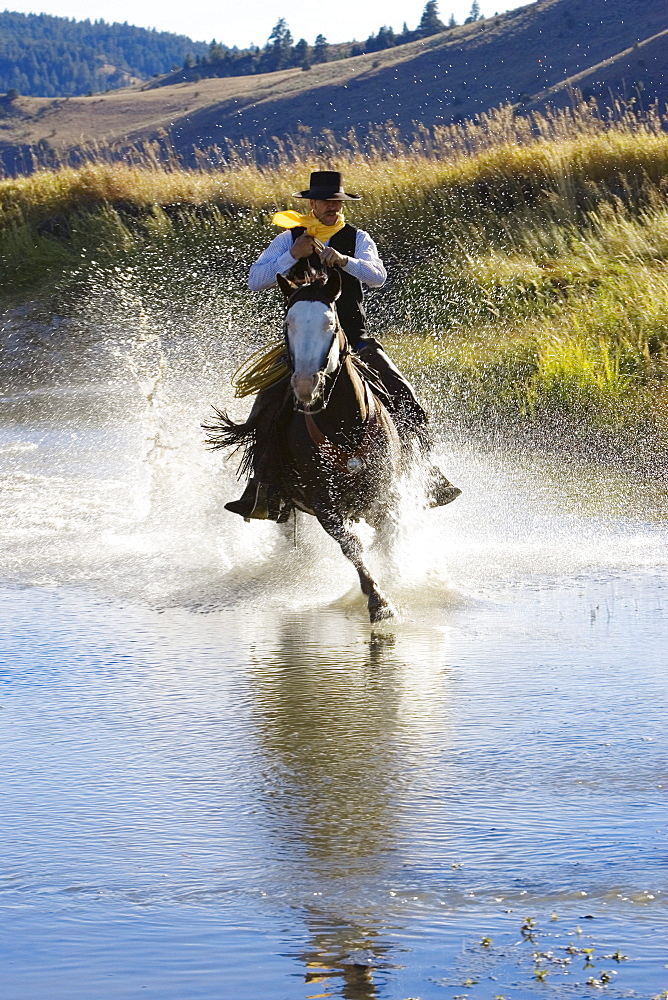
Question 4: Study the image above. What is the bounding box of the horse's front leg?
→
[317,510,396,623]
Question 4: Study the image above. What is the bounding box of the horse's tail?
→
[202,406,256,477]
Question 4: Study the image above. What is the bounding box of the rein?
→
[283,284,380,476]
[284,322,348,416]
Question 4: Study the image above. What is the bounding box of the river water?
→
[1,307,667,999]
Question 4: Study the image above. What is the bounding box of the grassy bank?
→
[1,100,667,467]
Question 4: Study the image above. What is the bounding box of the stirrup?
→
[224,479,268,520]
[224,480,290,522]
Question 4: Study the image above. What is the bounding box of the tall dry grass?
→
[3,99,668,228]
[1,98,667,460]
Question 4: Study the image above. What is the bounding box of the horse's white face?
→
[286,300,339,406]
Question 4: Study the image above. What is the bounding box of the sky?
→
[3,0,530,46]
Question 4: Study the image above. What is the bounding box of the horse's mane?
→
[285,254,329,292]
[287,281,333,306]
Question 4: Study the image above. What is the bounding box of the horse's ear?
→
[324,268,341,302]
[277,273,298,298]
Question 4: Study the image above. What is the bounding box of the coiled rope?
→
[231,341,289,398]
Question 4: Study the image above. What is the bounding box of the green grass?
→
[2,99,667,464]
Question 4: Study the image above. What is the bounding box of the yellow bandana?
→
[272,209,345,242]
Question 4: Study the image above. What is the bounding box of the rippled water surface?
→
[1,323,667,999]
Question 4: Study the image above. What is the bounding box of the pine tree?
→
[313,34,329,63]
[293,37,311,70]
[265,18,293,71]
[447,13,457,28]
[466,1,481,21]
[418,1,445,37]
[393,20,409,44]
[0,10,210,96]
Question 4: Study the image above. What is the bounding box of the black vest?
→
[291,224,366,342]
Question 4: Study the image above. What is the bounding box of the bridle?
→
[282,294,349,415]
[282,290,380,477]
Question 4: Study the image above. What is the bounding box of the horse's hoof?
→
[369,598,396,623]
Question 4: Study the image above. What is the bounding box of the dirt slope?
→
[0,0,666,172]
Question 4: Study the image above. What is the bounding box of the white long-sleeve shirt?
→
[248,227,387,291]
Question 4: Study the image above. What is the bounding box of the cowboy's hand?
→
[290,233,317,259]
[319,246,348,268]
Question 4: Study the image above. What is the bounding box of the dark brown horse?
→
[208,270,403,622]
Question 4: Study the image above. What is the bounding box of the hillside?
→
[0,11,209,97]
[0,0,666,174]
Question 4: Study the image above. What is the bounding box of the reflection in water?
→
[246,612,450,998]
[3,314,668,999]
[298,910,394,1000]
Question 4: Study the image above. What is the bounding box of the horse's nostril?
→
[292,373,319,402]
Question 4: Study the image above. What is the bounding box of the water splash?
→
[1,281,668,614]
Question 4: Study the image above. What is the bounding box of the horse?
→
[207,269,404,622]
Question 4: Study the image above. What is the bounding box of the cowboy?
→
[225,169,460,520]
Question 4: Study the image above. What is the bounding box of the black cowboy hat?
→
[293,170,361,200]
